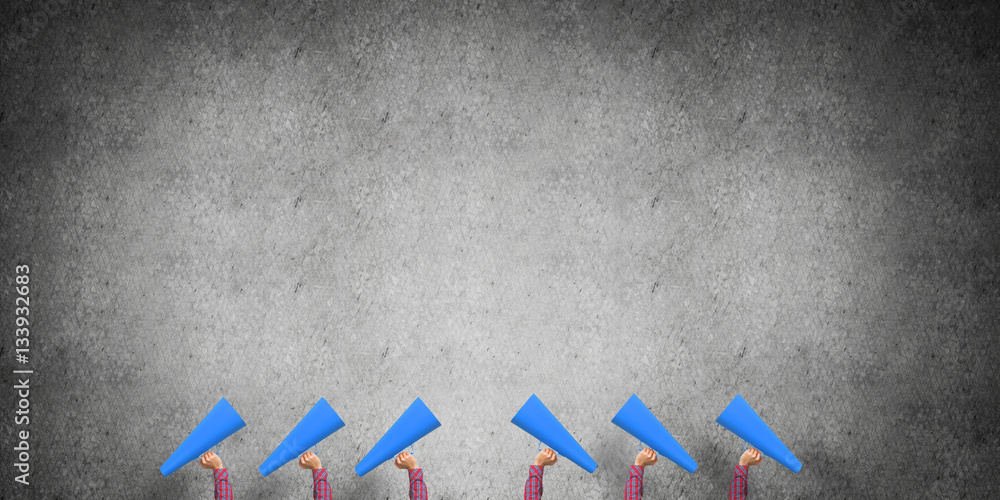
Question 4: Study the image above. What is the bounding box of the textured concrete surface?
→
[1,0,999,498]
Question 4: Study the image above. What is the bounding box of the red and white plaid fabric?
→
[408,468,428,500]
[624,465,645,499]
[524,465,544,499]
[311,468,332,500]
[730,465,749,500]
[213,468,233,500]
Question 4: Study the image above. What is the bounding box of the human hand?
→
[199,452,223,470]
[299,452,322,470]
[740,448,763,467]
[534,448,558,467]
[394,451,419,470]
[635,448,658,467]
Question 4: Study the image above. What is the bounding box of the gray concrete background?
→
[1,0,998,498]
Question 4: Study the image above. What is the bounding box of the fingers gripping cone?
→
[259,398,346,476]
[355,398,441,476]
[510,394,597,473]
[716,394,802,473]
[160,398,247,476]
[611,394,698,473]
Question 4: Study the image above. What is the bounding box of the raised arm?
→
[200,452,233,500]
[299,452,331,500]
[729,448,762,500]
[525,448,557,500]
[625,448,657,499]
[395,451,427,500]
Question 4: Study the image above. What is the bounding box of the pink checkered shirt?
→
[730,465,749,499]
[408,468,428,500]
[524,465,544,499]
[213,468,233,500]
[312,468,332,500]
[624,465,644,499]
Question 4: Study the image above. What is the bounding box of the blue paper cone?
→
[716,394,802,473]
[355,398,441,476]
[611,394,697,473]
[259,398,346,476]
[160,398,246,476]
[511,394,597,473]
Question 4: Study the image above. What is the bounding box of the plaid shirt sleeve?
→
[213,468,233,500]
[408,468,428,500]
[729,465,749,500]
[312,468,332,500]
[524,465,544,500]
[624,465,644,499]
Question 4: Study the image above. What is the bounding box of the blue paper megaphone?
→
[259,398,346,476]
[611,394,697,473]
[716,394,802,473]
[160,398,247,476]
[511,394,597,473]
[355,398,441,476]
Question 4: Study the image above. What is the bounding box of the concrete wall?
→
[1,0,998,498]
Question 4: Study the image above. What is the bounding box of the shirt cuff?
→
[734,465,749,478]
[409,468,423,481]
[213,468,228,481]
[312,468,327,480]
[629,465,644,477]
[529,464,544,478]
